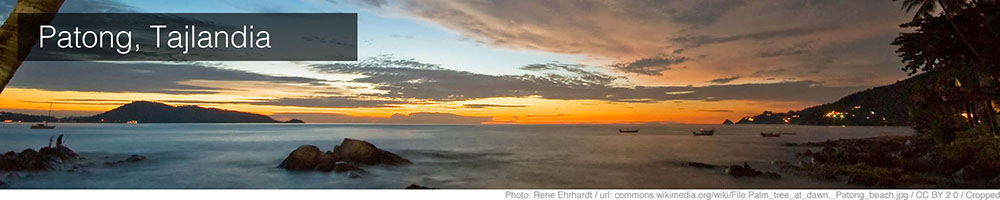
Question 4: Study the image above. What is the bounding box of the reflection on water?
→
[0,123,913,188]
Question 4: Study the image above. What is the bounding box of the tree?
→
[893,1,999,80]
[0,0,65,94]
[895,0,983,65]
[894,0,1000,138]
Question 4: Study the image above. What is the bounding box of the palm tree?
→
[898,0,1000,136]
[0,0,65,94]
[896,0,982,66]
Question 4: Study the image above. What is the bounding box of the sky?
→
[0,0,917,124]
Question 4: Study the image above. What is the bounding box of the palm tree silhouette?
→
[0,0,65,94]
[895,0,982,65]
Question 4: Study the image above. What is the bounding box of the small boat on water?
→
[760,132,781,137]
[31,122,55,129]
[692,128,714,136]
[618,129,639,133]
[31,103,56,129]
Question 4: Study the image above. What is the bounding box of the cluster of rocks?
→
[278,138,411,175]
[683,162,781,179]
[782,135,1000,188]
[724,162,781,179]
[1,135,80,171]
[787,136,942,187]
[1,135,148,187]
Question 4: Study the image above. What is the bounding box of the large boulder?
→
[278,139,411,173]
[333,138,411,165]
[278,145,324,170]
[314,151,339,172]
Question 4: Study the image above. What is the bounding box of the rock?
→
[278,145,324,170]
[797,149,813,157]
[725,162,780,179]
[314,151,339,172]
[0,141,80,171]
[953,162,1000,180]
[685,162,719,168]
[406,184,435,189]
[104,155,147,166]
[346,171,361,178]
[333,161,365,173]
[126,154,146,162]
[333,138,411,165]
[279,139,411,173]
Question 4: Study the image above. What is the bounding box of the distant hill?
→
[730,72,937,126]
[72,101,280,123]
[0,112,57,122]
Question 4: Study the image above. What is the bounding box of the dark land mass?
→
[2,101,304,123]
[0,112,57,122]
[726,71,936,126]
[779,127,1000,188]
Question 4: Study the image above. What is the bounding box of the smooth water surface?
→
[0,123,914,188]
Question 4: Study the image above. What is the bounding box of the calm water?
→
[0,123,914,189]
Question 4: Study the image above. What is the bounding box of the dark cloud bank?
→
[10,57,863,109]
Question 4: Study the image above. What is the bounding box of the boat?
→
[31,103,56,129]
[779,131,796,135]
[618,129,639,133]
[692,128,714,136]
[30,122,55,129]
[760,132,781,137]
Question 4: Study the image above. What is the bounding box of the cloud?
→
[357,0,911,86]
[697,109,734,113]
[611,56,688,76]
[462,104,526,108]
[59,0,135,13]
[0,0,134,15]
[519,62,617,86]
[707,76,740,84]
[311,57,863,104]
[671,25,838,49]
[758,46,809,58]
[667,0,746,27]
[525,114,566,118]
[10,56,866,108]
[249,96,412,108]
[8,61,326,95]
[271,112,492,124]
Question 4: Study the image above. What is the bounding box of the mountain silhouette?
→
[75,101,279,123]
[737,71,937,126]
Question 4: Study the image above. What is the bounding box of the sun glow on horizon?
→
[0,87,816,124]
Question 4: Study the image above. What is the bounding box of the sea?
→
[0,123,914,189]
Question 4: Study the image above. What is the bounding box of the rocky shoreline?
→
[682,130,1000,188]
[0,135,147,187]
[781,135,1000,188]
[780,136,943,187]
